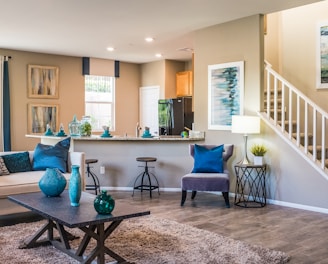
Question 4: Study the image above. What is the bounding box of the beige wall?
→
[115,62,140,136]
[192,14,265,189]
[0,48,141,150]
[264,13,281,72]
[263,1,328,209]
[194,15,264,138]
[140,59,187,99]
[278,1,328,111]
[140,60,165,98]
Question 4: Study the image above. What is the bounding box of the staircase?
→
[258,61,328,180]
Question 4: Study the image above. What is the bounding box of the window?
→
[85,75,115,131]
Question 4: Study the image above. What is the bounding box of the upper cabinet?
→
[176,71,193,97]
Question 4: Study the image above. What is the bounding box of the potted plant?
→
[250,144,267,165]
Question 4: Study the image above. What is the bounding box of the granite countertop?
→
[26,134,205,141]
[72,135,205,141]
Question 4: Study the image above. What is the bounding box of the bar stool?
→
[132,157,160,198]
[85,159,101,195]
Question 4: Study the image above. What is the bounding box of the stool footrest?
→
[134,185,159,191]
[86,184,100,191]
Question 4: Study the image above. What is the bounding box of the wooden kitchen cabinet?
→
[176,71,193,97]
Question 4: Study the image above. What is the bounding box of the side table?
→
[234,164,267,208]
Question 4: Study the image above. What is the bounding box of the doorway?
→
[139,86,159,136]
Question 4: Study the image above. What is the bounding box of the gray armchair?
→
[181,144,234,208]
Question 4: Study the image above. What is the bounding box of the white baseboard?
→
[100,186,328,215]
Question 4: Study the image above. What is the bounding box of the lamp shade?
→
[231,115,260,134]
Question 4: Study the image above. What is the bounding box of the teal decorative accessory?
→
[56,123,67,137]
[94,190,115,214]
[100,126,112,138]
[39,168,67,197]
[69,165,82,206]
[69,115,81,136]
[44,124,54,136]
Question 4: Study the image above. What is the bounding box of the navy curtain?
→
[3,60,11,151]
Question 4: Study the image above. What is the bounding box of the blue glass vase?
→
[39,168,67,197]
[94,190,115,214]
[69,165,82,206]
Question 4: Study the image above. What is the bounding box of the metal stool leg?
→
[86,164,100,195]
[132,160,159,198]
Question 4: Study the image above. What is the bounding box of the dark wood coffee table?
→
[8,191,150,264]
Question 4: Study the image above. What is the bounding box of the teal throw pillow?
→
[33,137,71,173]
[192,144,224,173]
[1,151,32,173]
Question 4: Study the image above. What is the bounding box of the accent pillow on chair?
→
[191,144,224,173]
[33,137,71,173]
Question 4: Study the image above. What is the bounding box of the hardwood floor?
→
[2,191,328,263]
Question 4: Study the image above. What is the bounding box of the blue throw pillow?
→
[1,151,32,173]
[192,144,224,173]
[33,137,71,173]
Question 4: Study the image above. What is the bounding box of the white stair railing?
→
[260,61,328,179]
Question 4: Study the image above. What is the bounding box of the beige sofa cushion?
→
[0,151,85,198]
[0,171,71,198]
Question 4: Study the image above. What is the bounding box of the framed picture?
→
[317,22,328,89]
[28,65,59,98]
[208,61,244,130]
[28,103,59,134]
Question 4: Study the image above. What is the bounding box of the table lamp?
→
[231,115,260,165]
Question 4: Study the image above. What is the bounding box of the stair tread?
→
[292,132,313,137]
[277,120,297,125]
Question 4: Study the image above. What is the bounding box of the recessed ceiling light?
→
[155,53,162,58]
[145,37,154,42]
[107,47,115,51]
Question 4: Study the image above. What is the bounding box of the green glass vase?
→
[94,190,115,214]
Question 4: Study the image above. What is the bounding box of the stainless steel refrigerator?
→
[158,97,193,135]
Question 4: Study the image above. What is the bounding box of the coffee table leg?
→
[19,220,54,249]
[19,220,77,249]
[77,220,128,264]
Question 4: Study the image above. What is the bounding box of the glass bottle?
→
[94,190,115,214]
[69,115,81,136]
[80,116,92,136]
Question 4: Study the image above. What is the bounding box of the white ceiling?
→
[0,0,323,63]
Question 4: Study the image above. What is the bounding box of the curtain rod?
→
[1,55,12,60]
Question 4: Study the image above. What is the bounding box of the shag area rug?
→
[0,215,290,264]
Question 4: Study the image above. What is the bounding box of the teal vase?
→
[69,165,82,206]
[39,168,67,197]
[94,190,115,214]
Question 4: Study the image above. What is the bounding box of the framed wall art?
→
[317,22,328,89]
[28,65,59,98]
[208,61,244,130]
[28,103,58,134]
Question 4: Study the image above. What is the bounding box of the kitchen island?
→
[26,135,205,191]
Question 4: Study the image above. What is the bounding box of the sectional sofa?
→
[0,138,85,215]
